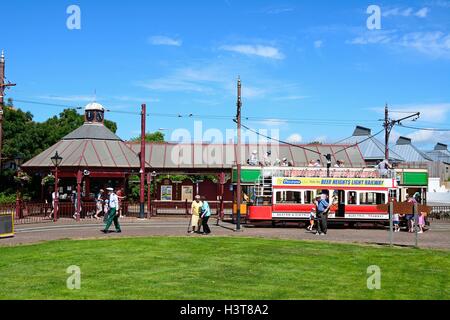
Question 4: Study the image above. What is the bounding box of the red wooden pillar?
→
[146,173,151,218]
[76,170,82,222]
[139,104,146,219]
[54,168,59,222]
[220,173,226,221]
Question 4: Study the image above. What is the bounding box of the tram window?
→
[347,191,357,205]
[304,191,314,204]
[276,191,302,204]
[359,192,386,205]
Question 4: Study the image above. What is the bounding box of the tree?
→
[130,132,165,143]
[0,101,118,196]
[2,105,118,163]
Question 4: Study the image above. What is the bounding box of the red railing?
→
[3,199,234,225]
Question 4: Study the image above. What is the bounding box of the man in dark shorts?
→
[315,193,332,236]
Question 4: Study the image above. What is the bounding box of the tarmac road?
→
[1,217,449,250]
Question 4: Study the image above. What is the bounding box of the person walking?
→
[189,195,203,234]
[101,187,121,234]
[94,189,105,220]
[49,188,58,220]
[71,190,81,220]
[315,193,332,236]
[200,198,212,235]
[405,194,417,233]
[116,188,126,218]
[45,187,54,219]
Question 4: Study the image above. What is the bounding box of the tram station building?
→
[20,102,446,213]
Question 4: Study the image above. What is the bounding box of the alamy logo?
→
[367,5,381,30]
[66,5,81,30]
[367,265,381,290]
[66,265,81,290]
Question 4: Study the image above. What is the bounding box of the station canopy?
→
[22,103,141,170]
[127,142,366,169]
[338,126,404,162]
[391,137,433,163]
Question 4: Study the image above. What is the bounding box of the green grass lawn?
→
[0,237,449,300]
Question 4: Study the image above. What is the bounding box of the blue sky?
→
[2,0,450,149]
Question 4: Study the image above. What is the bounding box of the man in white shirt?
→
[102,187,122,233]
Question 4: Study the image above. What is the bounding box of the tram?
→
[232,166,428,224]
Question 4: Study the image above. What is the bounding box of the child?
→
[307,207,316,231]
[393,213,400,232]
[418,212,426,234]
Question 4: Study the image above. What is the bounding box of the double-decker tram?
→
[233,166,408,225]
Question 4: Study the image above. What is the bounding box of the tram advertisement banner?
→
[273,177,395,188]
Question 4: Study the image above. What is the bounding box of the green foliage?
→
[130,132,165,143]
[41,174,55,186]
[2,105,117,163]
[0,192,16,205]
[0,102,117,195]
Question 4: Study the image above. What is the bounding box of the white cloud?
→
[264,7,294,14]
[431,1,450,8]
[220,45,285,60]
[349,31,450,58]
[112,96,160,103]
[37,95,95,102]
[314,40,323,48]
[399,31,450,57]
[415,7,429,18]
[138,78,211,93]
[287,133,302,143]
[273,95,309,101]
[382,7,428,18]
[383,7,414,17]
[257,119,289,127]
[406,130,450,146]
[347,30,396,45]
[148,36,182,47]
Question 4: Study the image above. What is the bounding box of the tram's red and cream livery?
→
[232,166,415,223]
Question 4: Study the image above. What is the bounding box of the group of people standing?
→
[189,195,212,235]
[94,188,125,220]
[248,150,292,167]
[393,192,426,234]
[307,192,337,235]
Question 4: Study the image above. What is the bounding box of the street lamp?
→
[50,151,63,221]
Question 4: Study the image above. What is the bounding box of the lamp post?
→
[50,151,62,222]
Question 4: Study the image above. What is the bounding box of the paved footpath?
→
[1,217,449,250]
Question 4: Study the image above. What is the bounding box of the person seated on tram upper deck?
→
[334,160,345,168]
[314,159,321,167]
[248,150,259,166]
[281,158,289,167]
[308,160,316,167]
[377,159,392,177]
[263,151,272,167]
